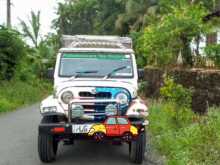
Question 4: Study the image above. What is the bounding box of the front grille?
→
[79,92,111,99]
[83,104,107,113]
[70,100,121,122]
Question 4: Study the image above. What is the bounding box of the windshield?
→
[59,53,133,78]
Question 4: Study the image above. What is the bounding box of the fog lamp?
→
[71,104,84,118]
[105,104,117,116]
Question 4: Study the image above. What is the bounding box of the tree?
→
[53,0,160,36]
[115,0,159,35]
[20,11,41,48]
[138,0,208,66]
[53,0,98,35]
[53,0,125,35]
[94,0,124,35]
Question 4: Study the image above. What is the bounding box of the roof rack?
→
[61,35,133,49]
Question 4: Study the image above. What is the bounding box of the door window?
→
[106,118,116,125]
[117,118,128,125]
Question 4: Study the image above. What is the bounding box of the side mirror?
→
[138,69,145,80]
[47,68,54,80]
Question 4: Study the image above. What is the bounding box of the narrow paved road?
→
[0,104,162,165]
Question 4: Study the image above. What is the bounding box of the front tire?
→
[38,133,58,163]
[129,131,146,164]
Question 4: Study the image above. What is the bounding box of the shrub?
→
[204,44,220,68]
[149,101,220,165]
[160,77,192,109]
[0,26,26,80]
[0,79,52,113]
[0,98,14,112]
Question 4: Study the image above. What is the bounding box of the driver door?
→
[105,117,119,136]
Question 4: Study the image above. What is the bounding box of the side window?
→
[117,118,128,125]
[106,118,116,125]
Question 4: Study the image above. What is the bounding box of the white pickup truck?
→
[38,35,149,164]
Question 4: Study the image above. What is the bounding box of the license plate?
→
[72,124,92,134]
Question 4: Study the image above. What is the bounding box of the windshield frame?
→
[58,52,134,79]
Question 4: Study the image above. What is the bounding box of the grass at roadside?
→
[148,100,220,165]
[0,79,52,113]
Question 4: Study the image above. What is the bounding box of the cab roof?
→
[59,48,134,54]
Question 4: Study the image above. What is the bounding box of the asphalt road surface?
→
[0,104,163,165]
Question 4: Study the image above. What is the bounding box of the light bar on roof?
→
[61,35,133,49]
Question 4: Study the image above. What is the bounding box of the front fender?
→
[130,125,138,135]
[126,98,149,119]
[40,95,66,115]
[88,124,106,136]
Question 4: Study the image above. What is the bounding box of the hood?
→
[55,79,137,98]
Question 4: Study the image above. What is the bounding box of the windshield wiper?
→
[104,66,128,79]
[68,70,98,81]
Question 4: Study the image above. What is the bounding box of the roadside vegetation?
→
[0,80,51,113]
[0,11,55,113]
[147,77,220,164]
[149,101,220,165]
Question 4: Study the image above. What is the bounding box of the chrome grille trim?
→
[79,91,112,99]
[70,99,118,104]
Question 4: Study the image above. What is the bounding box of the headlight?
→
[61,91,74,104]
[41,106,57,113]
[116,93,129,105]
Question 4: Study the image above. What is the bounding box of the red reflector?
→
[51,127,65,133]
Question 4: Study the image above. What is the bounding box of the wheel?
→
[122,132,132,142]
[38,133,58,163]
[93,132,105,141]
[129,131,146,164]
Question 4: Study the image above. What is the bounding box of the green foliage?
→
[19,10,58,79]
[138,80,148,96]
[0,98,12,113]
[138,1,208,66]
[0,79,52,113]
[94,0,125,35]
[15,56,37,81]
[15,33,59,80]
[0,26,26,80]
[160,77,192,108]
[0,13,55,113]
[54,0,124,35]
[149,101,220,165]
[115,0,157,35]
[26,34,58,78]
[130,31,148,67]
[20,10,41,48]
[205,44,220,67]
[53,0,158,36]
